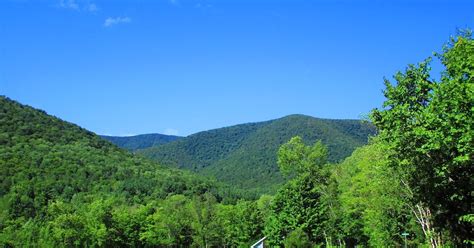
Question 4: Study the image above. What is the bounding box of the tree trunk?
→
[411,203,442,248]
[401,179,442,248]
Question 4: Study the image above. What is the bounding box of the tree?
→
[265,137,330,246]
[191,193,221,247]
[217,200,264,247]
[282,228,312,248]
[141,195,194,246]
[45,200,88,247]
[277,136,328,176]
[108,203,149,247]
[334,142,423,247]
[371,31,473,245]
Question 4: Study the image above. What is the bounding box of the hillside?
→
[0,96,235,245]
[0,96,217,203]
[138,114,376,193]
[0,96,275,246]
[100,133,181,151]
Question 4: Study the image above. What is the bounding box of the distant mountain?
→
[101,133,182,151]
[138,114,376,193]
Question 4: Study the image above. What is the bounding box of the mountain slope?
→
[0,96,220,221]
[139,121,271,170]
[138,114,376,193]
[101,133,181,151]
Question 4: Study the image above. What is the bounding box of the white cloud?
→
[119,133,137,137]
[101,132,136,137]
[104,17,131,27]
[163,128,179,136]
[169,0,179,5]
[59,0,79,10]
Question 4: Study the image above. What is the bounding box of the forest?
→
[136,114,376,195]
[0,32,472,247]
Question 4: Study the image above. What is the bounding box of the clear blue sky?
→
[1,0,473,136]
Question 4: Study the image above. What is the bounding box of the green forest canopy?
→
[0,96,266,246]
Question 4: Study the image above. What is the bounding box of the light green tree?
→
[334,142,423,247]
[371,31,473,245]
[265,137,330,246]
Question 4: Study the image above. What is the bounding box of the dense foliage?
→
[101,134,181,152]
[0,96,266,246]
[260,32,473,247]
[371,32,473,245]
[260,137,420,247]
[138,114,375,194]
[264,137,332,246]
[329,141,423,247]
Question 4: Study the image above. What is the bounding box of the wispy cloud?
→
[169,0,179,5]
[163,128,179,136]
[86,3,98,12]
[59,0,79,10]
[195,3,213,9]
[58,0,98,12]
[104,17,131,27]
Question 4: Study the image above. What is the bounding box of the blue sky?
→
[1,0,473,136]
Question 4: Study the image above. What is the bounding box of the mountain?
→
[138,114,376,193]
[101,133,181,151]
[0,96,224,224]
[0,96,266,246]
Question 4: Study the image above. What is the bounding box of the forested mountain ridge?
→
[101,133,182,151]
[138,114,376,193]
[0,96,212,202]
[0,96,259,246]
[137,120,271,169]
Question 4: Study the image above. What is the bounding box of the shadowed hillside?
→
[101,133,182,151]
